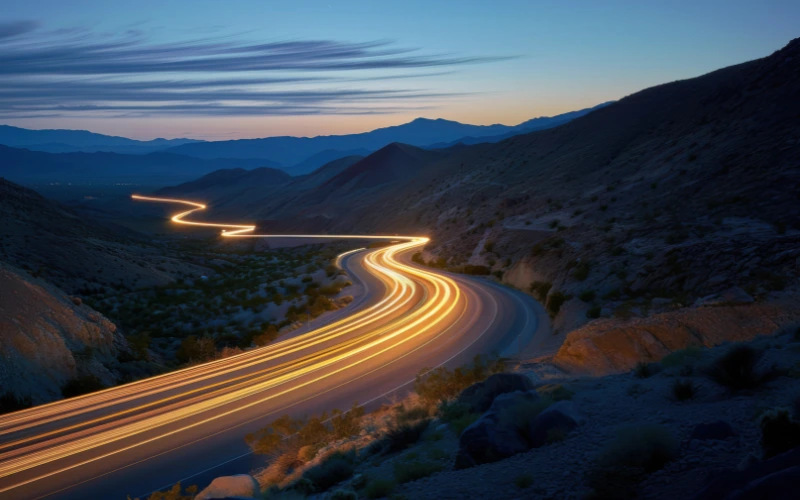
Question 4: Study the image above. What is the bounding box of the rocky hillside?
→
[0,262,128,404]
[0,177,203,294]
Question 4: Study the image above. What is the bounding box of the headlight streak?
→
[0,195,466,496]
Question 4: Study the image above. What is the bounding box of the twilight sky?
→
[2,0,798,140]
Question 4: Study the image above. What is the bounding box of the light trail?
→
[0,195,473,498]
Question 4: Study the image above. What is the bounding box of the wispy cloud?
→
[0,21,511,118]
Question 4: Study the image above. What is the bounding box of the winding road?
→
[0,195,542,500]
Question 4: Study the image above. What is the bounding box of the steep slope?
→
[341,38,800,336]
[283,148,372,176]
[0,124,201,155]
[156,166,291,199]
[0,178,201,293]
[0,262,127,404]
[163,107,602,164]
[0,145,277,184]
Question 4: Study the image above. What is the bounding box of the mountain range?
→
[0,105,608,180]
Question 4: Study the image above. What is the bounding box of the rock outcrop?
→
[0,262,125,403]
[194,474,259,500]
[552,297,800,376]
[456,373,535,413]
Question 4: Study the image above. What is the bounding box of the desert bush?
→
[671,379,697,401]
[515,473,534,489]
[704,345,774,390]
[385,419,431,453]
[246,414,303,457]
[393,460,443,484]
[176,335,216,364]
[529,281,552,302]
[302,450,356,492]
[331,403,365,439]
[759,408,800,459]
[330,489,358,500]
[497,396,554,439]
[436,401,471,422]
[600,424,678,473]
[573,261,591,281]
[140,482,198,500]
[395,405,430,426]
[536,384,574,401]
[415,355,505,406]
[61,375,107,398]
[546,291,570,316]
[363,478,395,499]
[633,362,655,379]
[546,428,567,444]
[450,413,480,436]
[586,306,601,319]
[579,290,596,302]
[0,392,32,415]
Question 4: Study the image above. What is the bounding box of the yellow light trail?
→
[0,195,470,497]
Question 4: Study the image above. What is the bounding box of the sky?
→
[2,0,798,140]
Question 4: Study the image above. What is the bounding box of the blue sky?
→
[2,0,798,139]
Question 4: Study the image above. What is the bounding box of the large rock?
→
[195,475,259,500]
[454,391,540,469]
[552,298,800,376]
[455,410,530,469]
[691,447,800,500]
[0,262,125,403]
[457,373,535,413]
[527,401,583,448]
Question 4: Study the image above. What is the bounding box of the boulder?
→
[194,475,259,500]
[527,401,583,448]
[454,410,529,469]
[690,420,738,441]
[691,447,800,499]
[457,373,535,413]
[487,390,540,414]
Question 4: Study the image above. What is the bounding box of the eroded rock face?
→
[0,262,124,403]
[552,297,800,376]
[194,474,259,500]
[457,373,535,414]
[455,409,530,469]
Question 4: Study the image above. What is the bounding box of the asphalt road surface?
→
[0,197,541,500]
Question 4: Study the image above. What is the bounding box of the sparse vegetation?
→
[414,355,505,406]
[393,460,443,484]
[546,291,570,316]
[515,473,534,489]
[363,478,395,499]
[758,408,800,459]
[704,344,774,391]
[529,281,553,302]
[671,379,697,401]
[302,450,356,492]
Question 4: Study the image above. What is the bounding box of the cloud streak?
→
[0,21,510,118]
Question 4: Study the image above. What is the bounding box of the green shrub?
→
[331,403,365,439]
[141,483,198,500]
[704,345,774,390]
[331,489,358,500]
[61,375,107,398]
[363,479,395,499]
[529,281,552,302]
[436,401,471,423]
[546,291,570,316]
[579,290,596,302]
[414,355,505,406]
[573,262,591,281]
[600,424,678,473]
[515,473,533,489]
[633,362,654,379]
[671,379,697,401]
[385,419,431,452]
[395,405,430,426]
[497,396,554,440]
[586,306,601,319]
[537,384,574,401]
[393,460,443,484]
[450,413,480,436]
[759,408,800,459]
[546,428,567,444]
[303,451,356,492]
[0,392,32,415]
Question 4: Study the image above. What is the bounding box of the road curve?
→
[0,196,541,500]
